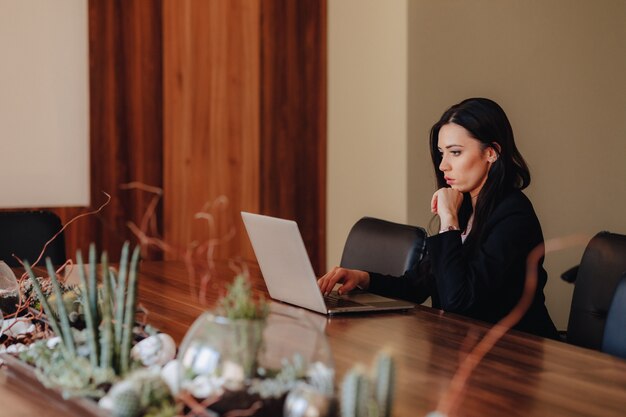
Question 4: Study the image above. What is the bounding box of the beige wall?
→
[327,0,410,267]
[329,0,626,330]
[0,0,89,208]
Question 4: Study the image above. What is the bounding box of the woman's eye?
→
[451,150,461,156]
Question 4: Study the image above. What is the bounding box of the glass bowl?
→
[177,304,334,416]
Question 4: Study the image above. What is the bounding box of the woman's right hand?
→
[317,267,370,296]
[431,187,463,226]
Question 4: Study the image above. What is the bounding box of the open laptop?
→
[241,212,414,315]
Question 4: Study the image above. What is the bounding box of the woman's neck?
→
[470,192,479,210]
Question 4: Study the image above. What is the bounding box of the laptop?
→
[241,212,414,315]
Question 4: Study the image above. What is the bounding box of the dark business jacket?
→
[369,189,558,339]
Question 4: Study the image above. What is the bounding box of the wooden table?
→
[2,260,626,417]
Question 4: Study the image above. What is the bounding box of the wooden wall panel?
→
[162,0,326,272]
[5,1,326,270]
[260,0,327,273]
[162,0,261,261]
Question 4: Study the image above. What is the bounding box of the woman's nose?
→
[439,156,449,171]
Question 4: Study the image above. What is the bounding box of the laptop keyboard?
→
[323,292,363,308]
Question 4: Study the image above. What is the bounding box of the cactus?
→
[373,351,395,417]
[115,242,130,357]
[110,388,142,417]
[100,251,113,369]
[77,249,99,367]
[24,260,69,358]
[88,244,98,323]
[120,246,141,374]
[340,351,396,417]
[23,243,141,377]
[341,366,370,417]
[46,258,77,357]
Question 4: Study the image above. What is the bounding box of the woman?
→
[318,98,558,339]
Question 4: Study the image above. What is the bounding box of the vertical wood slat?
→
[260,0,327,273]
[162,0,326,272]
[162,0,261,261]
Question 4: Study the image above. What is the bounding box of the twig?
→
[223,401,263,417]
[22,192,111,269]
[435,234,589,417]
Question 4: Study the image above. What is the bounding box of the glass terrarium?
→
[178,304,334,417]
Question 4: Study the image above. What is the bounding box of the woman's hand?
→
[431,187,463,227]
[317,267,370,296]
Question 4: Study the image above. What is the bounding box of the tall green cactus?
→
[24,260,69,359]
[100,252,113,369]
[23,243,141,376]
[120,246,141,374]
[114,242,130,358]
[76,249,99,368]
[46,258,76,357]
[88,244,98,323]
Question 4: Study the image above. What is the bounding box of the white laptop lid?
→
[241,211,328,314]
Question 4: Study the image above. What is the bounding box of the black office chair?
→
[339,217,426,276]
[564,231,626,350]
[602,273,626,359]
[0,210,67,267]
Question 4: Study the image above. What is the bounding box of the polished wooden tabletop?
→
[2,260,626,417]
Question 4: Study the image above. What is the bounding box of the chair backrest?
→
[602,273,626,359]
[0,210,66,267]
[339,217,426,276]
[566,231,626,350]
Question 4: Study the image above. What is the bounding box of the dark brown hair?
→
[429,98,530,251]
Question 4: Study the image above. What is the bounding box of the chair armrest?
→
[561,265,579,283]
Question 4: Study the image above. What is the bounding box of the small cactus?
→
[340,365,370,417]
[110,388,142,417]
[340,351,396,417]
[373,351,395,417]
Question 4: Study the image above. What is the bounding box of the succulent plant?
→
[216,273,269,379]
[218,273,269,320]
[99,369,175,417]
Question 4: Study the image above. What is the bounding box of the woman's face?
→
[437,123,495,197]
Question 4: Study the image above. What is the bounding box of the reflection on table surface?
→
[2,260,626,417]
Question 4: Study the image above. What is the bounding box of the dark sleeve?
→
[367,256,435,304]
[427,207,541,314]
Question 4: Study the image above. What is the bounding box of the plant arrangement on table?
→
[0,245,340,417]
[0,242,178,416]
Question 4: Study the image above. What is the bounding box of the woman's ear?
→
[486,145,499,163]
[487,142,501,163]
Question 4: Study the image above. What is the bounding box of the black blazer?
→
[369,190,558,339]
